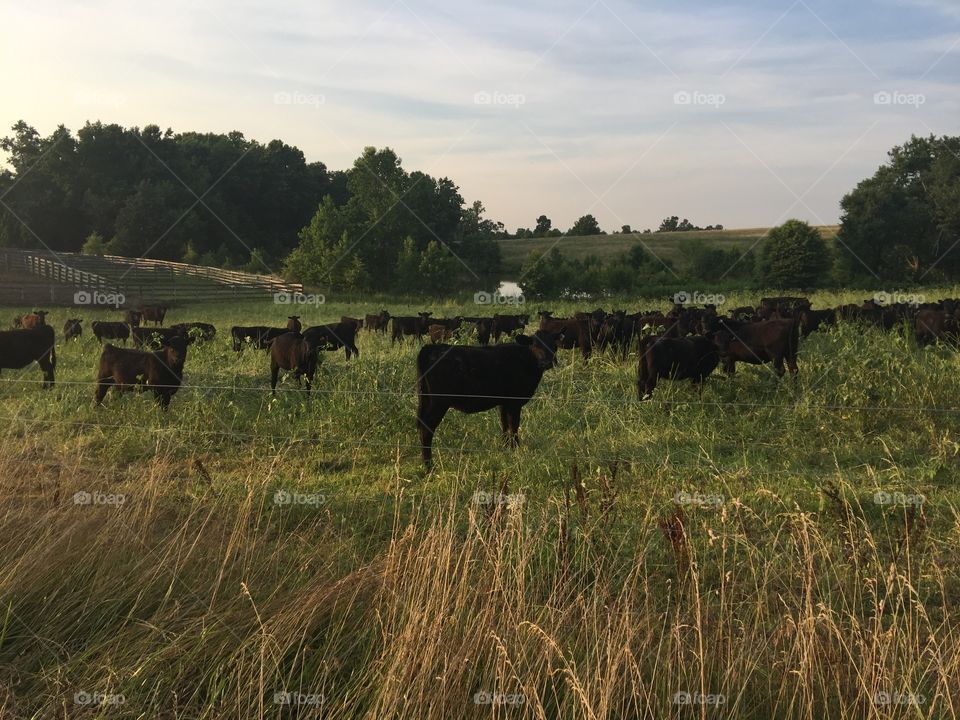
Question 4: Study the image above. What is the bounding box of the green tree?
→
[534,215,552,237]
[756,219,830,287]
[82,231,108,256]
[418,240,456,296]
[394,236,420,293]
[567,214,602,236]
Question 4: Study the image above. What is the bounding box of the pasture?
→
[0,289,958,719]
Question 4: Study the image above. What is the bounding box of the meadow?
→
[496,226,841,273]
[0,288,958,719]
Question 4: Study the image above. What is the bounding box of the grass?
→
[497,225,841,274]
[0,287,958,719]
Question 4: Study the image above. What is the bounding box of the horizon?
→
[3,0,958,234]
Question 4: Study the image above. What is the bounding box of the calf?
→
[539,316,592,359]
[94,335,188,409]
[915,309,955,347]
[492,313,529,342]
[125,310,143,327]
[20,310,48,329]
[415,330,562,466]
[0,325,56,387]
[637,335,719,398]
[230,326,287,352]
[365,310,390,334]
[798,308,837,337]
[391,313,433,344]
[139,304,167,326]
[91,321,130,344]
[63,318,83,341]
[303,320,361,359]
[713,319,799,377]
[269,332,320,395]
[286,316,302,333]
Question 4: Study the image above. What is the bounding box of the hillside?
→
[497,225,840,274]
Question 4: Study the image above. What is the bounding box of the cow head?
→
[162,334,189,371]
[517,330,563,369]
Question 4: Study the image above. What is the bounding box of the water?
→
[497,281,523,297]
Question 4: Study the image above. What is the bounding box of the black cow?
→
[269,332,320,395]
[0,325,56,387]
[391,313,433,344]
[286,316,302,333]
[798,308,837,337]
[492,314,529,342]
[230,326,287,352]
[95,335,188,409]
[91,321,130,344]
[637,335,719,398]
[169,322,216,343]
[139,304,167,326]
[125,310,143,327]
[365,310,390,334]
[415,330,562,466]
[303,320,360,359]
[63,318,83,341]
[132,325,188,349]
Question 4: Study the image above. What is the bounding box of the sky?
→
[1,0,958,233]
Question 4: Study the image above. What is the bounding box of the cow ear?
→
[515,333,532,345]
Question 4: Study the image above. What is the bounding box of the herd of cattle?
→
[1,296,958,463]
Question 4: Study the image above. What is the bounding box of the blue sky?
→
[2,0,958,231]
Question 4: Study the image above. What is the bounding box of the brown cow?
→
[713,319,799,377]
[915,309,955,347]
[20,311,48,329]
[538,315,592,359]
[303,320,361,359]
[94,335,187,409]
[125,310,143,327]
[269,332,320,395]
[286,316,302,333]
[139,305,167,326]
[365,310,390,334]
[637,335,719,398]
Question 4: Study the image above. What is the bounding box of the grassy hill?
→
[497,225,840,274]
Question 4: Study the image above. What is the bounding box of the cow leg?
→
[416,399,447,466]
[304,368,313,396]
[498,405,511,442]
[94,377,112,404]
[786,354,798,378]
[270,362,280,396]
[772,355,786,377]
[506,404,522,447]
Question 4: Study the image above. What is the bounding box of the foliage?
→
[567,214,603,236]
[756,219,831,288]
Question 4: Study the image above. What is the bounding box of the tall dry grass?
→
[0,443,956,719]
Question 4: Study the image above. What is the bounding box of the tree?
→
[567,214,602,236]
[394,236,420,293]
[82,231,107,256]
[620,224,632,234]
[533,215,552,237]
[418,240,457,296]
[837,134,960,281]
[756,219,830,287]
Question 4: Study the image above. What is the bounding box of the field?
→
[1,289,959,719]
[497,225,841,273]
